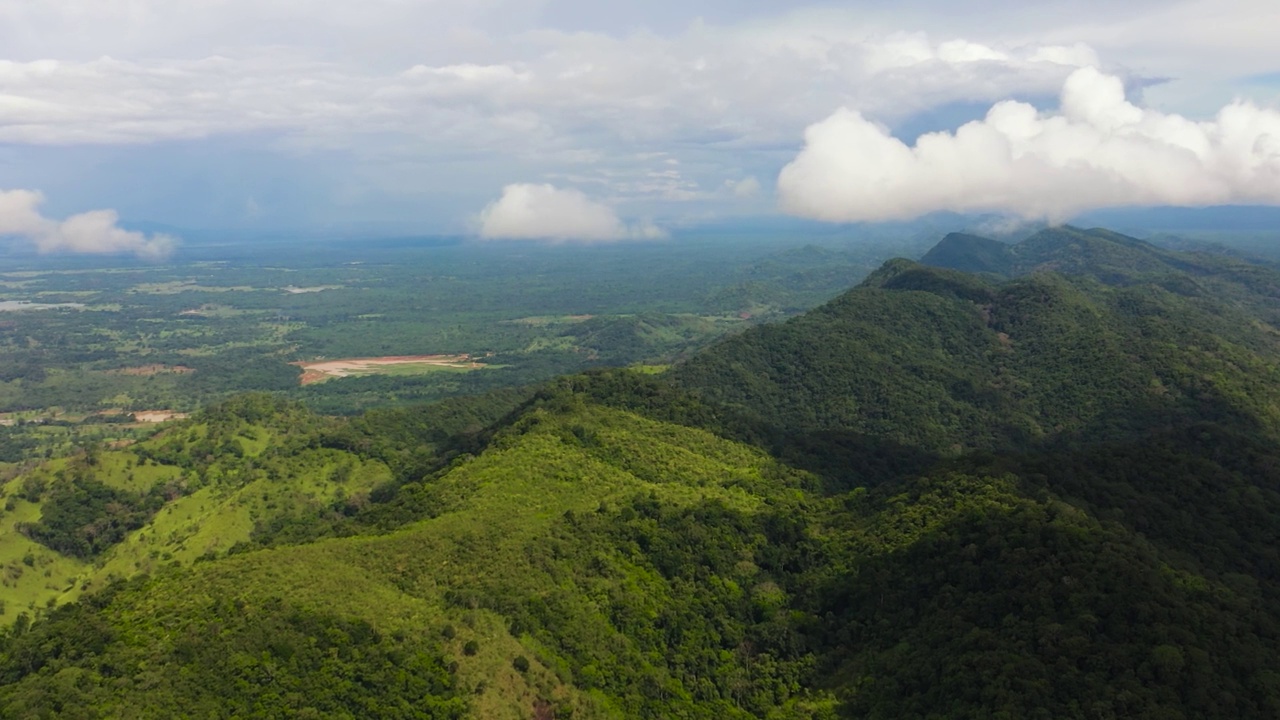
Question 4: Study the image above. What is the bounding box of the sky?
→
[0,0,1278,254]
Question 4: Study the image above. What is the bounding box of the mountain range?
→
[4,227,1280,718]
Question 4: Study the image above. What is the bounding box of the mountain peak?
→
[920,232,1015,276]
[860,258,996,303]
[920,226,1202,285]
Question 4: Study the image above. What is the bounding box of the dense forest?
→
[4,227,1280,717]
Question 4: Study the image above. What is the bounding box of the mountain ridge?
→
[6,227,1280,717]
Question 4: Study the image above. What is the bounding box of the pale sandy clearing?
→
[111,364,195,377]
[292,354,484,385]
[134,411,190,423]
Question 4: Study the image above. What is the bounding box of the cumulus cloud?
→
[725,176,762,197]
[0,26,1098,149]
[0,189,176,259]
[777,67,1280,223]
[2,1,1278,226]
[477,183,665,242]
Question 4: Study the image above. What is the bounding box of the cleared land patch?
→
[506,314,594,326]
[111,365,195,377]
[133,411,191,423]
[130,281,258,294]
[292,354,485,385]
[178,304,267,317]
[0,301,86,312]
[283,285,342,294]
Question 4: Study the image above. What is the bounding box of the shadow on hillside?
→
[756,427,940,494]
[1033,379,1272,454]
[944,385,1280,582]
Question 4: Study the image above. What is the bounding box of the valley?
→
[0,236,898,425]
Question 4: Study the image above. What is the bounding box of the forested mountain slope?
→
[6,375,1280,718]
[673,229,1280,453]
[922,225,1254,282]
[0,391,830,718]
[6,228,1280,718]
[924,225,1280,323]
[918,232,1015,276]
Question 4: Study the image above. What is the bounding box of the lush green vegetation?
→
[0,581,467,719]
[673,228,1280,454]
[0,236,899,425]
[18,469,165,560]
[6,227,1280,717]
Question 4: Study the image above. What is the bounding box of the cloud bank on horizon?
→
[0,190,176,260]
[0,0,1277,234]
[777,67,1280,223]
[478,184,665,242]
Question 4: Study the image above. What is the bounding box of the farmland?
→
[0,234,910,431]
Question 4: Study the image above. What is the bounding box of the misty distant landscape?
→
[2,1,1280,718]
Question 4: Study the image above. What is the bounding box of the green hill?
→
[8,378,1280,718]
[672,252,1280,453]
[918,232,1014,276]
[923,226,1280,315]
[0,392,829,718]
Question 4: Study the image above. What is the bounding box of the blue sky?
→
[0,0,1278,253]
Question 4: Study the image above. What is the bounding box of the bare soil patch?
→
[292,354,484,385]
[112,364,195,377]
[507,315,594,327]
[133,411,190,423]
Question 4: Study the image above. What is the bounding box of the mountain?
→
[923,225,1280,293]
[918,232,1014,276]
[6,227,1280,718]
[674,228,1280,453]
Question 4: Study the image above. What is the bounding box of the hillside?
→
[6,375,1280,717]
[918,232,1014,276]
[0,391,530,625]
[0,391,830,718]
[673,230,1280,453]
[6,228,1280,717]
[923,225,1218,281]
[924,225,1280,323]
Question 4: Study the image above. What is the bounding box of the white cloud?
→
[776,67,1280,223]
[1,1,1277,227]
[725,176,762,197]
[0,0,511,63]
[0,25,1098,149]
[1029,44,1100,67]
[0,189,175,259]
[0,2,1273,153]
[477,183,665,242]
[0,26,1107,228]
